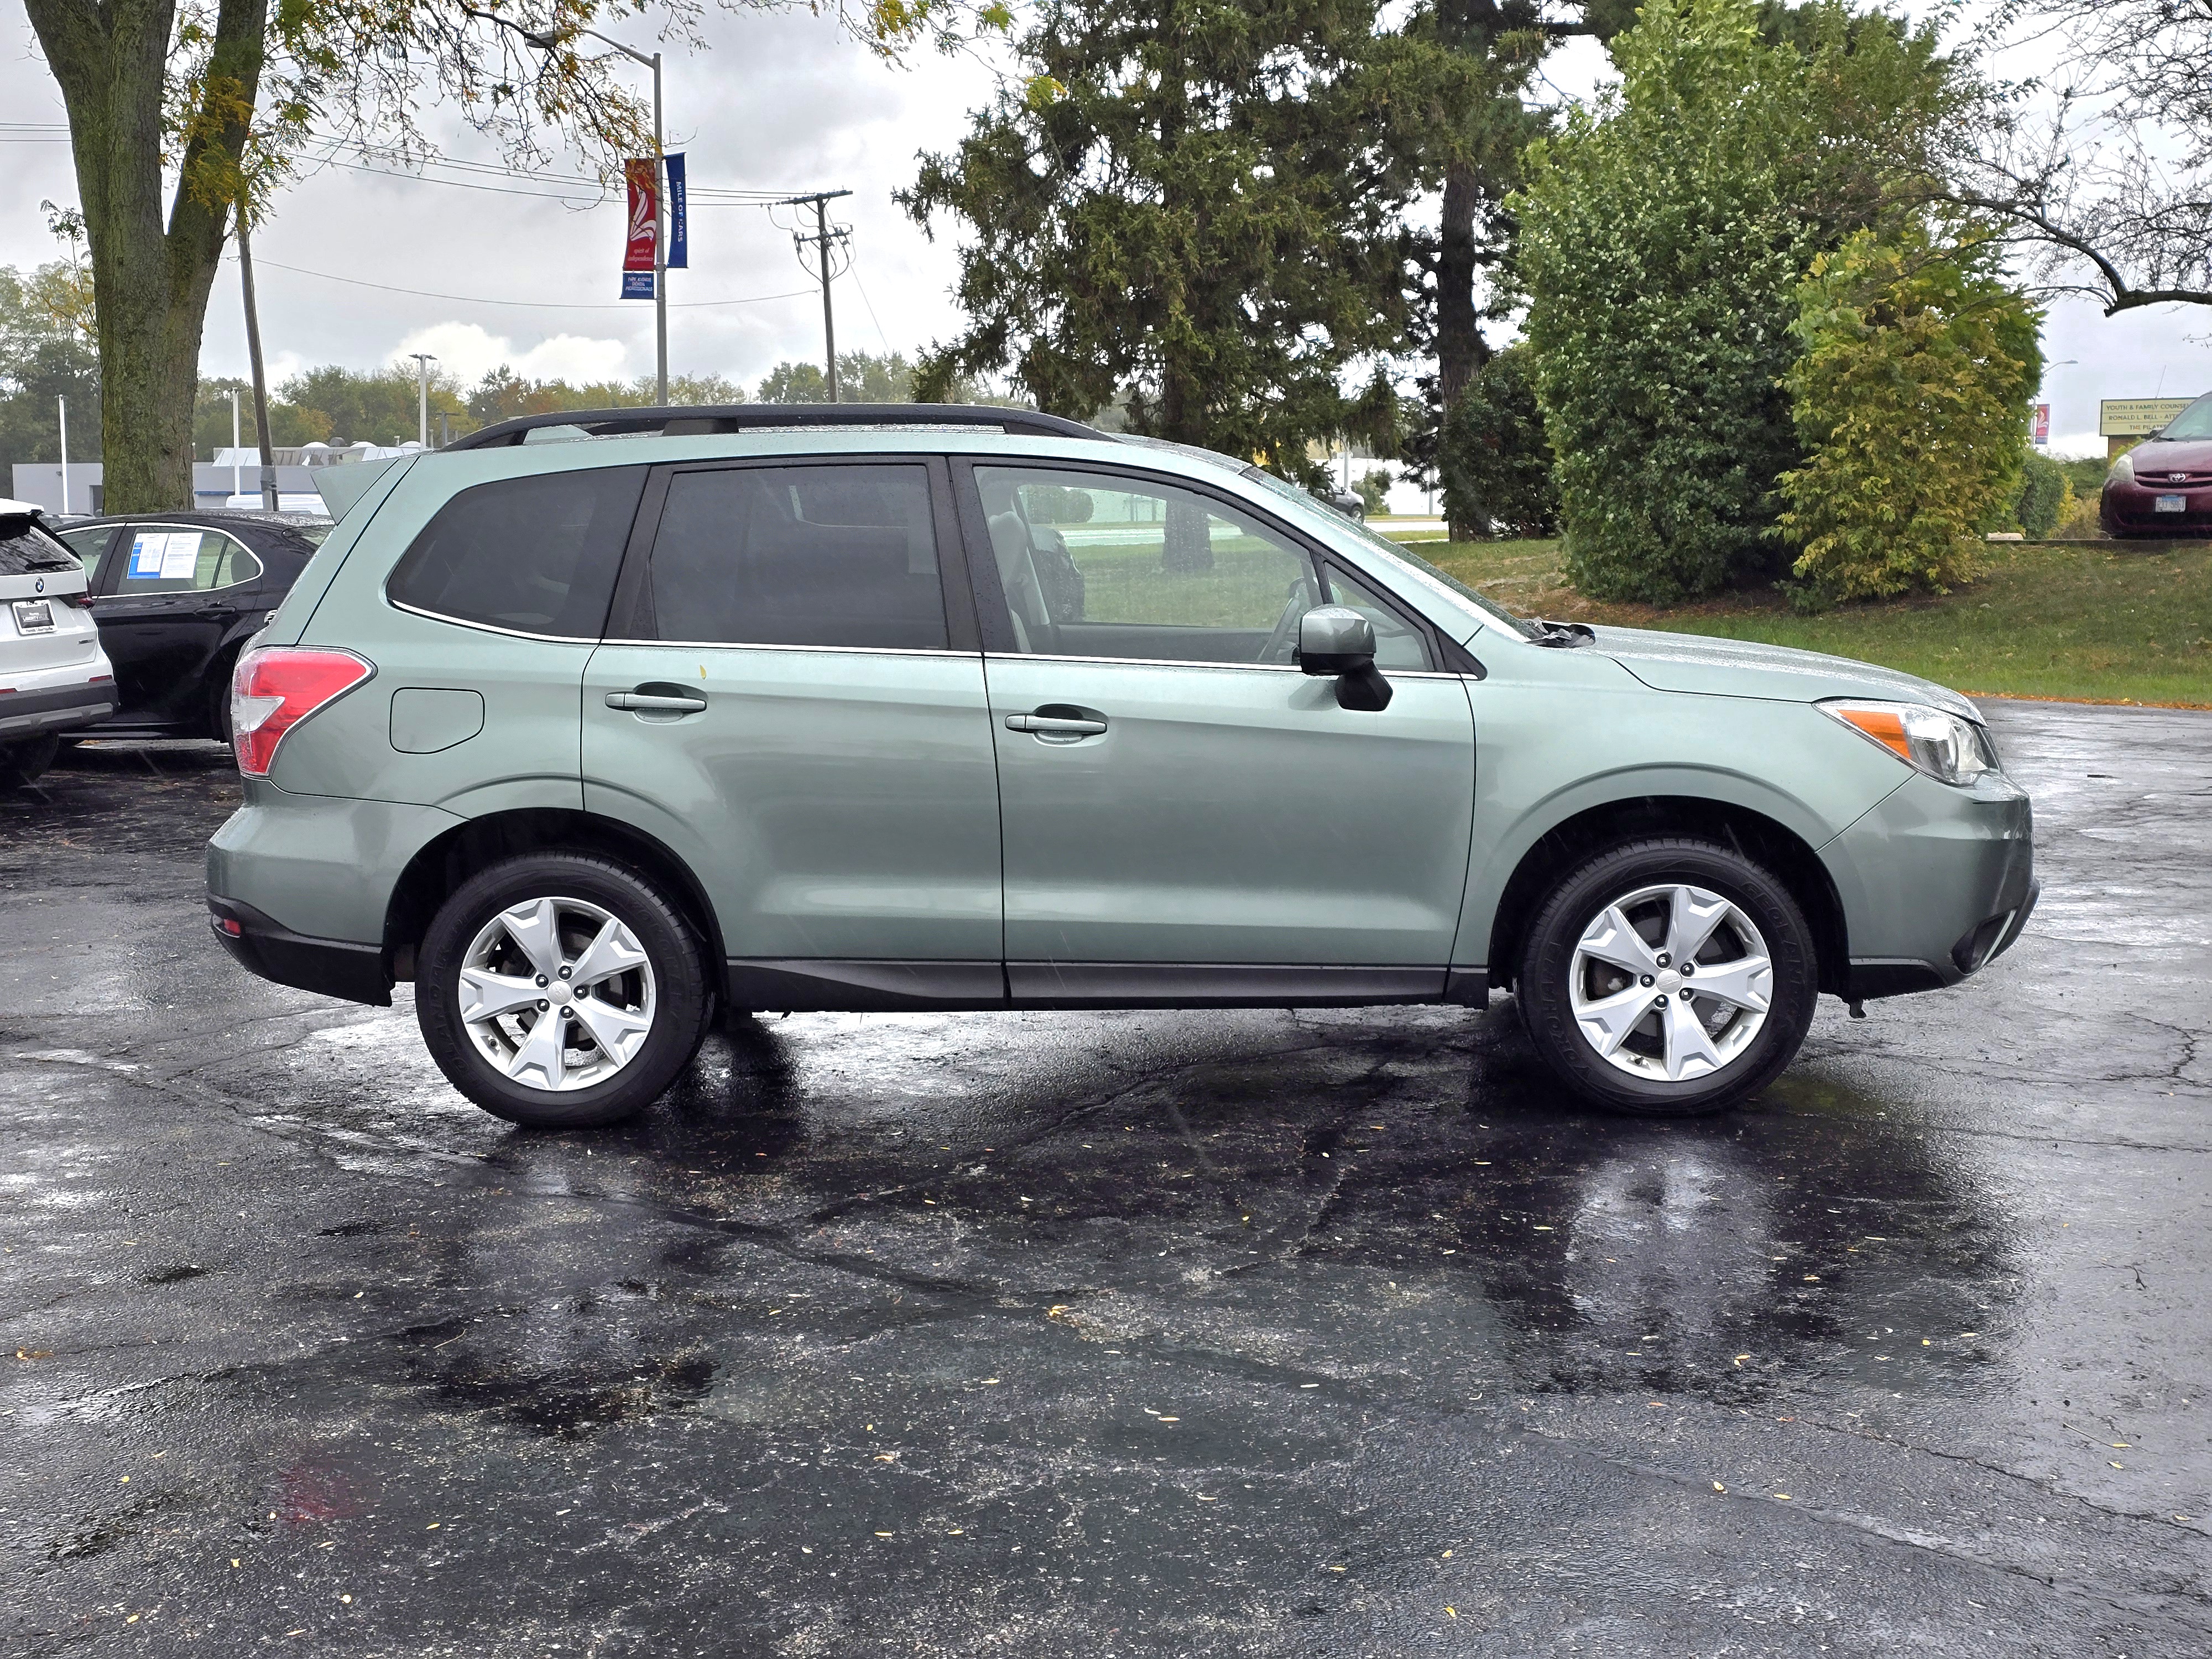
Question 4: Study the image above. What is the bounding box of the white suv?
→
[0,499,116,788]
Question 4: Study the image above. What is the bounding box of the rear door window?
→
[388,467,648,638]
[112,526,262,593]
[644,464,947,650]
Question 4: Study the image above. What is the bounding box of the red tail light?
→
[231,646,373,777]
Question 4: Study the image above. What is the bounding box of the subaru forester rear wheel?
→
[1516,838,1817,1115]
[416,854,710,1129]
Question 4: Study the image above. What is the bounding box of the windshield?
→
[2158,393,2212,441]
[1230,463,1543,639]
[0,513,79,577]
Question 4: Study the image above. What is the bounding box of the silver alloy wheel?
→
[1567,883,1772,1083]
[457,896,656,1093]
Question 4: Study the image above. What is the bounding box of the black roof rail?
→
[442,403,1104,451]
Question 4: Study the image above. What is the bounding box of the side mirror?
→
[1296,606,1392,711]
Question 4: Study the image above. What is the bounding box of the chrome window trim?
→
[387,598,604,645]
[601,635,973,659]
[113,521,265,593]
[388,598,977,658]
[977,649,1464,680]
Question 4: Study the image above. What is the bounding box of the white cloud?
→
[393,321,632,389]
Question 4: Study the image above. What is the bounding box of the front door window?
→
[972,467,1319,664]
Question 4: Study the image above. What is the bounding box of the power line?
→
[242,255,816,312]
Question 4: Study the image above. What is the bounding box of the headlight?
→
[2107,450,2135,485]
[1820,699,1996,786]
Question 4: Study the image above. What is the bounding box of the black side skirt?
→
[726,959,1479,1013]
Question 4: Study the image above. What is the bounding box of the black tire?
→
[415,853,712,1129]
[1515,837,1818,1116]
[0,734,60,790]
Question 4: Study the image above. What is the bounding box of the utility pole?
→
[409,353,437,446]
[226,389,242,502]
[237,222,280,510]
[779,190,852,402]
[56,397,68,514]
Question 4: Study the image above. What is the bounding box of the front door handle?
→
[1006,712,1107,737]
[607,688,708,713]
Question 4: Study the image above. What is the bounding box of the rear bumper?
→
[207,894,393,1006]
[0,681,117,742]
[1820,769,2036,1002]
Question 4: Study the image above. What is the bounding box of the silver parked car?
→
[204,407,2035,1128]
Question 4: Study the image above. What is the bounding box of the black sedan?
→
[51,512,328,743]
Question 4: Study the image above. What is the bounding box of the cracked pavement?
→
[2,700,2208,1656]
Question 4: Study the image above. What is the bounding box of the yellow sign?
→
[2100,398,2196,437]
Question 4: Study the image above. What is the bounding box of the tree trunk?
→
[1158,366,1214,571]
[26,0,267,512]
[1437,158,1496,544]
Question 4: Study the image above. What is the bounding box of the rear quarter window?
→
[387,467,647,638]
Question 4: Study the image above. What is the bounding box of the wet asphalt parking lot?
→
[1,699,2208,1657]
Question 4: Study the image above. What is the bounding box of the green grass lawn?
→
[1417,538,2212,707]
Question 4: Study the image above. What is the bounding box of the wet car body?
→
[53,511,325,742]
[2101,391,2212,537]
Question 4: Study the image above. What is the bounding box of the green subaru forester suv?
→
[205,406,2036,1129]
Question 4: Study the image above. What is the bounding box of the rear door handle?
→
[1005,712,1107,737]
[607,689,708,713]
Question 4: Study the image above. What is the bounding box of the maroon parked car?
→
[2102,391,2212,537]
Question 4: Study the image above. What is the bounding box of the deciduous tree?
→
[1777,220,2041,603]
[1514,0,1961,602]
[23,0,984,510]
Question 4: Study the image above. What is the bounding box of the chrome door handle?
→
[607,690,708,713]
[1006,713,1107,737]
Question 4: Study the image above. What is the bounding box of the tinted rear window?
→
[0,514,80,577]
[388,468,646,637]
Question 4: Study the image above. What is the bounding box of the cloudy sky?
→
[1,7,2206,457]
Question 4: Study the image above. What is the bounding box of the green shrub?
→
[1438,345,1556,539]
[1776,221,2041,603]
[1354,468,1391,515]
[2013,450,2069,539]
[1514,0,1959,603]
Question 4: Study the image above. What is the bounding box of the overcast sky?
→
[2,8,2206,457]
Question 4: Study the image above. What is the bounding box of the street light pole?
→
[526,27,666,403]
[651,49,666,406]
[226,389,241,501]
[409,352,437,446]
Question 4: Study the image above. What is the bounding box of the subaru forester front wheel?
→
[416,854,711,1129]
[1516,838,1818,1115]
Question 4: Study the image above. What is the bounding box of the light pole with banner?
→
[528,27,673,404]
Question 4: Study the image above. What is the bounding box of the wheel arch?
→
[1483,795,1849,998]
[382,807,724,982]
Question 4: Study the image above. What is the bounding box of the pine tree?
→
[902,0,1442,483]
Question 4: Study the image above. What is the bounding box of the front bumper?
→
[1819,768,2036,1001]
[2101,479,2212,535]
